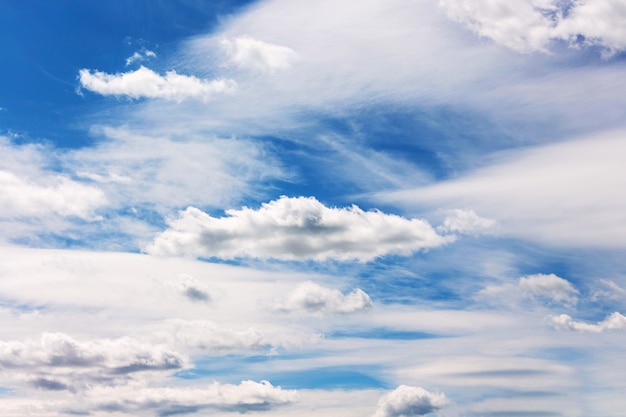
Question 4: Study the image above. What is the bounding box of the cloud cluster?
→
[79,66,236,101]
[440,0,626,56]
[550,312,626,332]
[270,281,373,314]
[147,196,452,261]
[437,209,495,234]
[373,385,447,417]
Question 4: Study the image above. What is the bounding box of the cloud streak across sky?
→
[2,0,626,416]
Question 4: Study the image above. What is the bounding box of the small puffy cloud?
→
[270,281,373,314]
[550,312,626,333]
[221,36,299,72]
[478,273,578,307]
[373,385,447,417]
[0,170,106,220]
[78,66,236,102]
[437,209,495,234]
[125,49,157,66]
[81,380,297,415]
[147,196,453,262]
[172,274,218,303]
[519,273,579,305]
[440,0,626,56]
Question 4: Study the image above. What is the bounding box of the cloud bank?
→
[147,196,453,261]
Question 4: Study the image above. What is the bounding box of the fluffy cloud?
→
[270,281,373,314]
[437,209,495,234]
[550,312,626,332]
[373,385,446,417]
[478,273,579,306]
[518,273,579,305]
[0,170,105,220]
[221,36,299,71]
[146,196,453,261]
[79,66,236,101]
[80,380,298,415]
[125,49,157,66]
[440,0,626,56]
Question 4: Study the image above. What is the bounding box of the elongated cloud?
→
[147,196,453,261]
[373,385,447,417]
[479,273,579,307]
[79,66,236,101]
[270,281,373,314]
[550,312,626,333]
[81,380,298,415]
[440,0,626,56]
[0,170,105,220]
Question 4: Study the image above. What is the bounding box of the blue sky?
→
[1,1,626,416]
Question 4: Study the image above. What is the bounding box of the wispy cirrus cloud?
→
[79,66,236,101]
[146,196,454,261]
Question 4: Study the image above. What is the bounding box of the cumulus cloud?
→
[478,273,579,307]
[170,274,218,303]
[270,281,373,314]
[0,170,106,220]
[81,380,298,415]
[78,66,236,101]
[518,273,579,305]
[440,0,626,56]
[146,196,453,261]
[373,385,447,417]
[0,332,188,389]
[437,209,495,234]
[550,312,626,332]
[221,36,299,71]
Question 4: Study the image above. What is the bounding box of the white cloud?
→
[439,0,626,56]
[478,273,578,307]
[146,196,453,261]
[437,209,495,234]
[550,312,626,332]
[591,279,626,301]
[221,36,299,71]
[0,170,106,220]
[79,66,236,101]
[82,380,298,415]
[382,131,626,248]
[270,281,373,314]
[373,385,447,417]
[125,49,157,66]
[519,273,579,305]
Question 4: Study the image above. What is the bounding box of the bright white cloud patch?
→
[440,0,626,56]
[0,170,105,220]
[373,385,447,417]
[479,273,579,307]
[147,196,453,261]
[550,312,626,332]
[519,273,579,305]
[125,49,157,66]
[221,36,299,71]
[79,66,236,101]
[437,209,495,234]
[270,281,373,314]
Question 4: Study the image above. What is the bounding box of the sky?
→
[1,0,626,416]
